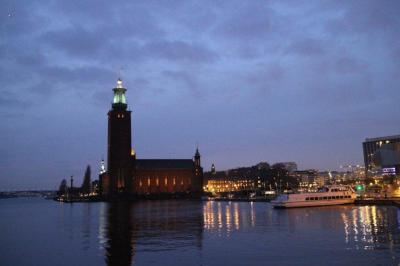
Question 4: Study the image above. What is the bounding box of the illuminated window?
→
[156,178,159,186]
[147,178,150,187]
[181,179,184,185]
[164,178,168,186]
[173,178,176,186]
[139,180,142,187]
[121,114,124,118]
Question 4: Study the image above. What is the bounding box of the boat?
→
[271,185,356,208]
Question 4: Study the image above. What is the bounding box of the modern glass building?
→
[363,135,400,177]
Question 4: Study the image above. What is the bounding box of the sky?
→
[1,0,399,190]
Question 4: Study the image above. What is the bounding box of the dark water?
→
[1,198,400,266]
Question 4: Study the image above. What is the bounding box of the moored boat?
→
[271,185,356,208]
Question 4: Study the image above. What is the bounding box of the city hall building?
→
[99,79,203,197]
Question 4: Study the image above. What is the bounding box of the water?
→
[1,198,399,266]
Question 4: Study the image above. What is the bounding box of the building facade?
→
[363,135,400,177]
[100,79,203,197]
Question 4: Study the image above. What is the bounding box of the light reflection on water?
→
[1,198,400,266]
[98,201,400,265]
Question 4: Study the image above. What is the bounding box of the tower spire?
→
[112,78,127,109]
[194,145,200,167]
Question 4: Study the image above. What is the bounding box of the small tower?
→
[192,146,203,193]
[194,147,201,168]
[99,158,106,174]
[211,163,216,175]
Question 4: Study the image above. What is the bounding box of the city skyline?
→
[1,0,400,190]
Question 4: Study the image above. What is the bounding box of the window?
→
[339,196,343,199]
[173,178,176,186]
[139,180,142,187]
[306,197,309,201]
[323,197,327,200]
[164,178,168,186]
[156,178,159,186]
[147,178,150,187]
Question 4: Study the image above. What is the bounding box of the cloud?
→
[286,38,326,56]
[41,27,108,58]
[1,0,400,189]
[214,3,276,42]
[144,40,219,63]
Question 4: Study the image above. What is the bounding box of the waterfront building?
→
[292,170,320,191]
[204,176,256,193]
[100,79,203,197]
[204,162,297,193]
[363,135,400,177]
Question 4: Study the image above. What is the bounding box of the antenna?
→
[118,66,124,80]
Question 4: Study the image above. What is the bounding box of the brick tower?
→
[107,78,132,194]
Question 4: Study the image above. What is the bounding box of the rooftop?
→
[135,159,194,169]
[365,135,400,142]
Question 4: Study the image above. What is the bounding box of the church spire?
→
[112,78,127,109]
[194,146,201,167]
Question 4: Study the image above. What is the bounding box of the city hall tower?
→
[107,78,132,194]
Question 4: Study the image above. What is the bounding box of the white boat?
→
[271,185,356,208]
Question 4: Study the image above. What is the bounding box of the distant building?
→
[276,162,298,173]
[292,170,319,190]
[100,79,203,197]
[363,135,400,177]
[203,162,297,193]
[211,163,216,175]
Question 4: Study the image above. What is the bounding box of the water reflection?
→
[99,200,203,266]
[341,206,400,250]
[96,201,400,265]
[203,201,256,236]
[104,202,134,266]
[2,199,400,265]
[203,201,400,252]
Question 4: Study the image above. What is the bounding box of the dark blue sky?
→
[1,0,399,190]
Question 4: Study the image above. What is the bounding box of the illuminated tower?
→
[211,163,216,174]
[99,158,106,174]
[107,78,132,195]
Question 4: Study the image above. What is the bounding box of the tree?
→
[58,179,67,196]
[81,165,91,195]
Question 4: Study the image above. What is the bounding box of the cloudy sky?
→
[1,0,399,190]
